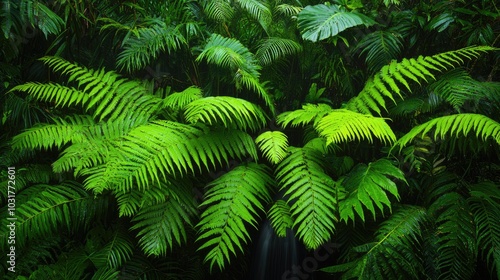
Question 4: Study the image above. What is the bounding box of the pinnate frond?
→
[204,0,234,23]
[393,113,500,150]
[255,37,302,66]
[86,225,134,269]
[347,46,499,115]
[82,122,258,193]
[267,199,294,237]
[355,30,403,73]
[276,147,338,249]
[297,4,375,42]
[255,131,289,164]
[324,205,427,279]
[184,96,267,131]
[162,86,203,111]
[196,163,273,270]
[315,109,396,146]
[339,159,405,222]
[277,103,333,127]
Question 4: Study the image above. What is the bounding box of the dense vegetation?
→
[1,0,499,279]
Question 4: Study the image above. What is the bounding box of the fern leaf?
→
[297,4,375,42]
[235,0,272,32]
[86,225,134,269]
[255,37,302,66]
[162,86,203,111]
[315,109,396,146]
[255,131,289,164]
[346,46,498,115]
[324,205,427,279]
[276,147,338,249]
[82,122,258,193]
[339,159,405,222]
[204,0,234,23]
[355,30,404,73]
[267,200,294,237]
[393,113,500,150]
[277,103,334,127]
[196,163,273,270]
[429,192,477,279]
[184,96,267,131]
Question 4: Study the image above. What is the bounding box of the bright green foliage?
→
[297,4,375,42]
[235,0,272,32]
[162,86,203,111]
[255,131,289,164]
[184,96,268,131]
[276,147,338,249]
[267,199,294,237]
[323,205,428,279]
[394,113,500,150]
[429,192,477,279]
[255,37,303,66]
[339,159,405,222]
[316,109,396,145]
[196,163,273,270]
[277,103,334,127]
[82,122,258,193]
[347,46,499,115]
[203,0,235,23]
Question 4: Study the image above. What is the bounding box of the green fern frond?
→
[117,18,187,72]
[297,4,376,42]
[10,82,89,108]
[277,103,333,127]
[323,205,427,279]
[235,0,272,32]
[468,182,500,279]
[267,199,294,237]
[196,163,273,271]
[429,192,477,279]
[346,46,498,115]
[315,109,397,145]
[184,96,267,131]
[131,184,198,256]
[393,113,500,150]
[276,147,338,249]
[339,159,405,222]
[255,37,302,66]
[162,86,203,111]
[86,225,134,269]
[355,30,404,73]
[82,122,258,193]
[204,0,234,23]
[255,131,289,164]
[274,4,302,17]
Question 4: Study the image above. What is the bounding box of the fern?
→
[235,0,272,32]
[255,131,289,164]
[355,30,404,73]
[162,86,203,111]
[323,205,428,279]
[277,103,334,127]
[184,96,268,131]
[468,182,500,279]
[82,122,258,193]
[276,146,338,249]
[429,192,477,279]
[346,46,499,115]
[197,33,275,113]
[204,0,234,23]
[85,225,134,269]
[196,163,273,270]
[339,159,405,222]
[255,37,302,66]
[393,113,500,150]
[117,18,187,72]
[267,199,294,237]
[297,4,375,42]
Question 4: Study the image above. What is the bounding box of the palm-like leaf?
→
[276,146,338,249]
[346,46,499,115]
[196,163,273,270]
[297,4,375,42]
[235,0,272,32]
[86,225,134,269]
[393,113,500,150]
[255,37,302,66]
[339,159,405,222]
[255,131,289,164]
[323,205,428,279]
[184,96,268,131]
[277,103,334,127]
[204,0,234,23]
[355,30,404,73]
